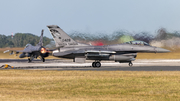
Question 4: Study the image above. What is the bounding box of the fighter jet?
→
[47,25,170,67]
[6,30,49,62]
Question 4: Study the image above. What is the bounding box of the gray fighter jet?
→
[7,30,49,62]
[47,25,170,67]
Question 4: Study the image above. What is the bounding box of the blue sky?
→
[0,0,180,38]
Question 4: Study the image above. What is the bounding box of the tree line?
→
[69,28,180,45]
[1,28,180,48]
[0,33,52,48]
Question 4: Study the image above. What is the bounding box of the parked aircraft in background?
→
[47,25,170,67]
[4,30,49,62]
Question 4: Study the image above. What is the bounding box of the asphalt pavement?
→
[0,59,180,71]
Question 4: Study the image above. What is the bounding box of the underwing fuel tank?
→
[109,55,136,61]
[19,53,30,58]
[86,54,136,61]
[109,55,131,61]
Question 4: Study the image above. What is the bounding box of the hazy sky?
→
[0,0,180,38]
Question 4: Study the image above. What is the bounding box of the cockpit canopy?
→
[25,44,31,48]
[124,41,150,46]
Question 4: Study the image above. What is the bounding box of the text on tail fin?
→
[47,25,77,47]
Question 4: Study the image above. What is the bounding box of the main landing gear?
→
[40,56,45,62]
[28,55,45,63]
[92,62,101,68]
[28,55,34,63]
[28,58,31,63]
[42,58,45,62]
[92,61,133,68]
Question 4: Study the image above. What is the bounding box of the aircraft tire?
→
[92,62,96,68]
[95,62,101,68]
[129,62,133,67]
[28,58,31,63]
[42,58,45,62]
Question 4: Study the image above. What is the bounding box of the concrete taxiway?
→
[0,59,180,71]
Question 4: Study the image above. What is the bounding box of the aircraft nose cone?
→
[156,47,170,53]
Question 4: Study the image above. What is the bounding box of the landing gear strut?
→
[129,62,133,67]
[92,62,101,68]
[28,58,32,63]
[42,58,45,62]
[28,55,34,63]
[40,56,45,62]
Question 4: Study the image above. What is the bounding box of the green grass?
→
[0,70,180,101]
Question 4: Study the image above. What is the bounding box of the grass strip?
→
[0,70,180,101]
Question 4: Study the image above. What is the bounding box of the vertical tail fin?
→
[37,29,44,46]
[47,25,77,47]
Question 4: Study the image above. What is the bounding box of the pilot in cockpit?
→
[125,41,150,46]
[25,44,31,48]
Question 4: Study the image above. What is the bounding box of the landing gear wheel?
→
[28,55,34,63]
[42,57,45,62]
[92,62,101,68]
[129,62,133,67]
[92,62,96,67]
[28,58,31,63]
[95,62,101,68]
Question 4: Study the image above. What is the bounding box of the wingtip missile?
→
[3,50,10,53]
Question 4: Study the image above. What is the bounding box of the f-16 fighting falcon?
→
[5,30,49,62]
[47,25,170,68]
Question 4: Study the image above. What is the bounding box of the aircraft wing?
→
[16,50,32,53]
[53,49,85,56]
[3,48,33,55]
[16,45,41,53]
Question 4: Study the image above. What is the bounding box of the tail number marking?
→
[62,39,71,42]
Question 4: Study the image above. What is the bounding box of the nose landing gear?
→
[129,62,133,67]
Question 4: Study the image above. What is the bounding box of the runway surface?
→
[0,59,180,71]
